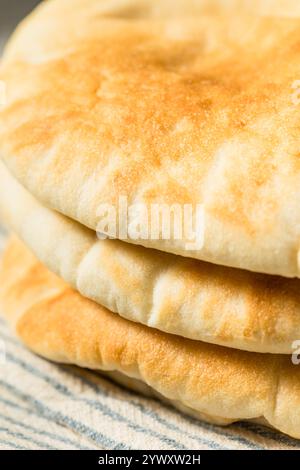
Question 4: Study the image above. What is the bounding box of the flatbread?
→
[2,2,300,276]
[1,236,300,440]
[3,0,300,61]
[2,163,300,354]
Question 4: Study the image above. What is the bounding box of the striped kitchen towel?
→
[0,231,299,450]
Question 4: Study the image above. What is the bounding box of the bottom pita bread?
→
[102,371,272,430]
[1,236,300,440]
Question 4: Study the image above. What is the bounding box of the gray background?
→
[0,0,41,52]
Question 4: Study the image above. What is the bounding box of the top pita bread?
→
[1,0,300,276]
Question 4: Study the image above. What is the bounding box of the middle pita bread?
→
[1,162,300,354]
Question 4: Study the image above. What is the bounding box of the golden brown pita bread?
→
[2,163,300,354]
[1,236,300,440]
[1,1,300,276]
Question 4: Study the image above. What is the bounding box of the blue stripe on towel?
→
[0,408,94,450]
[0,380,127,450]
[5,351,189,450]
[0,438,28,450]
[0,426,56,450]
[236,422,300,449]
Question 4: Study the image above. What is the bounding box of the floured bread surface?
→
[2,164,300,354]
[2,2,300,276]
[1,237,300,440]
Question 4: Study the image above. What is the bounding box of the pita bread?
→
[1,2,300,277]
[6,0,299,66]
[1,236,300,440]
[2,164,300,354]
[3,0,300,60]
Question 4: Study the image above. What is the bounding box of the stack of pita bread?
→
[1,0,300,440]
